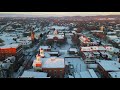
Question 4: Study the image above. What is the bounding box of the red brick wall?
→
[42,68,65,78]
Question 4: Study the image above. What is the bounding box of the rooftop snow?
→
[39,46,51,50]
[88,69,98,78]
[69,48,78,53]
[0,43,20,48]
[65,58,87,72]
[80,71,92,78]
[20,71,48,78]
[49,26,69,30]
[109,72,120,78]
[97,60,120,71]
[41,57,65,68]
[47,35,64,39]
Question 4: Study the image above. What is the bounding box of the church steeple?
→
[31,27,35,43]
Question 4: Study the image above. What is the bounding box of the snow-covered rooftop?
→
[0,43,20,49]
[107,35,118,40]
[49,26,69,30]
[79,69,98,78]
[41,57,65,68]
[80,71,92,78]
[97,60,120,71]
[20,71,48,78]
[88,69,98,78]
[65,58,87,72]
[109,72,120,78]
[47,35,64,39]
[69,48,78,53]
[39,46,51,50]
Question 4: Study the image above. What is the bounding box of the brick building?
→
[0,43,23,71]
[96,60,120,78]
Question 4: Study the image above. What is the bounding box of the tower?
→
[31,27,35,44]
[32,54,42,71]
[40,48,45,58]
[100,26,104,31]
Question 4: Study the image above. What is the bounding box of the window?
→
[54,70,57,77]
[60,70,63,78]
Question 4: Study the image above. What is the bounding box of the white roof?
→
[81,47,92,51]
[93,52,100,55]
[87,64,98,69]
[74,72,80,78]
[88,69,98,78]
[97,60,120,71]
[0,43,20,48]
[68,75,74,78]
[39,46,51,50]
[107,32,116,35]
[50,26,69,30]
[107,35,118,40]
[80,71,92,78]
[47,52,59,54]
[73,28,77,30]
[47,35,64,39]
[109,72,120,78]
[69,48,77,52]
[113,38,120,43]
[20,71,48,78]
[83,52,94,57]
[41,57,65,68]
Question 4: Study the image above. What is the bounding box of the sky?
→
[0,12,120,17]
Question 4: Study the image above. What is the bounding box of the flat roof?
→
[88,69,98,78]
[0,43,20,49]
[69,48,77,52]
[39,46,51,50]
[109,72,120,78]
[20,71,48,78]
[41,57,65,68]
[97,60,120,71]
[80,71,92,78]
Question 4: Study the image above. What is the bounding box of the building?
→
[17,37,32,47]
[31,30,35,44]
[33,54,42,71]
[108,72,120,78]
[68,48,78,54]
[33,55,65,78]
[42,57,65,78]
[96,60,120,78]
[81,52,95,64]
[32,52,65,78]
[39,46,51,52]
[20,70,49,78]
[47,30,66,44]
[79,35,91,46]
[0,43,23,71]
[0,56,16,78]
[79,69,98,78]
